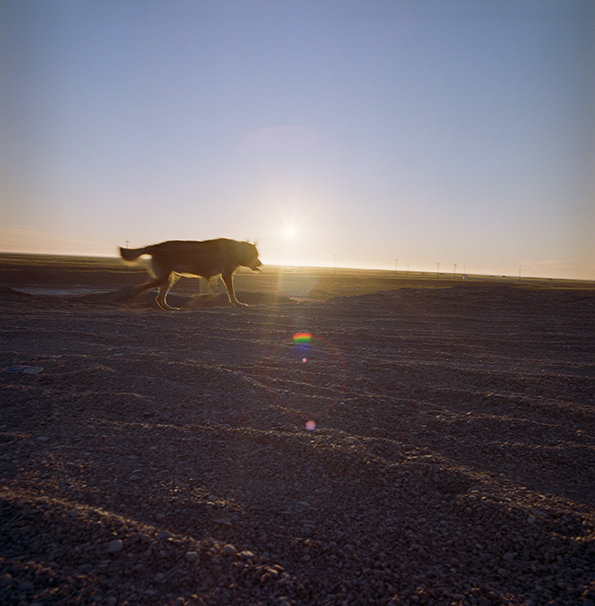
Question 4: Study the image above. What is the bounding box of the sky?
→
[1,0,593,279]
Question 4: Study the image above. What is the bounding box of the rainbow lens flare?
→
[258,332,347,433]
[293,332,312,344]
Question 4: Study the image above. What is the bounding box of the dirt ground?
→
[1,256,594,605]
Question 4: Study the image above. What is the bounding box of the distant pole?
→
[126,240,129,249]
[437,262,440,275]
[395,258,398,273]
[518,266,521,282]
[333,254,337,274]
[454,263,457,275]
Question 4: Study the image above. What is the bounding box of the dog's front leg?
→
[221,273,247,307]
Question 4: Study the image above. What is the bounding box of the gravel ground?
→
[1,280,594,605]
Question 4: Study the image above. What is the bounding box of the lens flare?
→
[258,332,347,432]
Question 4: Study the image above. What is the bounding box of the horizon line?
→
[1,249,593,284]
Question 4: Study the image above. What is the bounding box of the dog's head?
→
[239,241,262,271]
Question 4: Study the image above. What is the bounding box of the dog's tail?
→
[119,246,150,263]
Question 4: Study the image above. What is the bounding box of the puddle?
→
[13,287,114,297]
[4,365,44,374]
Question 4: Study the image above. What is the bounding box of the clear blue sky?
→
[1,0,593,278]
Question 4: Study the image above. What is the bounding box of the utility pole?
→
[437,262,440,275]
[395,258,398,273]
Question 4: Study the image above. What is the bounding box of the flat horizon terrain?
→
[1,254,593,604]
[1,253,593,299]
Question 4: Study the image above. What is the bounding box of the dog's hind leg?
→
[156,273,180,311]
[132,276,168,298]
[128,256,174,310]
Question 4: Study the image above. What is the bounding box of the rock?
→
[221,543,237,556]
[213,517,232,527]
[106,539,123,553]
[185,551,199,563]
[18,580,34,591]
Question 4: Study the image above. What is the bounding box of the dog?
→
[119,238,262,310]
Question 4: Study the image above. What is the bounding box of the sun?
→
[282,225,298,240]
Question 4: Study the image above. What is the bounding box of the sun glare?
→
[283,225,298,240]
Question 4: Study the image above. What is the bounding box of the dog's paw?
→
[156,302,180,311]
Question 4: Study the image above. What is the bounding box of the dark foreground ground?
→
[0,256,594,605]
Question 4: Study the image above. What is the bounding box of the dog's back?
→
[123,239,247,279]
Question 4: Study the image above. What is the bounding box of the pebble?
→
[214,517,232,526]
[185,551,199,563]
[221,543,238,556]
[106,539,123,553]
[18,580,34,591]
